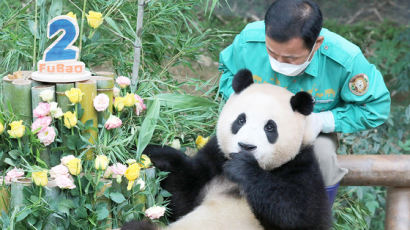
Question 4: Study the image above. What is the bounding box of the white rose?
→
[40,89,54,102]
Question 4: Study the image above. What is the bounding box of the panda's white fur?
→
[217,83,307,170]
[166,177,262,230]
[123,69,331,230]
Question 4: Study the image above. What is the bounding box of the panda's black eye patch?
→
[264,120,278,144]
[231,113,246,134]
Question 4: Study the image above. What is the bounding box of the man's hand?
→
[303,111,335,145]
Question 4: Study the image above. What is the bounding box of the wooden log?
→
[2,79,32,125]
[385,187,410,230]
[31,85,56,119]
[76,80,98,160]
[56,83,75,113]
[338,155,410,187]
[91,76,114,124]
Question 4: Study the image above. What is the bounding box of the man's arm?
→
[218,33,246,100]
[331,52,391,133]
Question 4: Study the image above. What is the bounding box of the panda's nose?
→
[238,142,257,151]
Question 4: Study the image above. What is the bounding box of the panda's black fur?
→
[123,69,331,230]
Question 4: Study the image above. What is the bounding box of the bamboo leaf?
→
[136,98,160,157]
[105,16,124,37]
[157,93,217,109]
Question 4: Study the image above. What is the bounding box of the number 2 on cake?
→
[43,16,79,62]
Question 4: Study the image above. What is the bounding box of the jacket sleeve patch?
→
[349,73,369,96]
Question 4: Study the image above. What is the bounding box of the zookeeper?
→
[218,0,391,203]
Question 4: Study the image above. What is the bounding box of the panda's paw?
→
[223,152,258,183]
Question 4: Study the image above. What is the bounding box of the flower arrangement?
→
[0,77,176,229]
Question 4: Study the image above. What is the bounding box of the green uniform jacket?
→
[219,21,391,133]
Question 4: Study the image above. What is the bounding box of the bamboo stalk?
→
[3,79,32,125]
[131,0,145,91]
[56,83,75,112]
[0,177,10,215]
[93,71,115,79]
[43,180,60,230]
[91,76,114,124]
[31,85,56,120]
[96,179,112,230]
[1,76,13,112]
[76,80,98,160]
[10,178,32,210]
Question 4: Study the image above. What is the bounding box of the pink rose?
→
[61,155,76,165]
[93,93,110,112]
[38,126,56,146]
[31,116,52,133]
[145,206,166,219]
[49,164,69,179]
[5,168,24,184]
[55,175,76,189]
[33,102,51,118]
[134,94,147,116]
[111,163,127,176]
[116,76,131,88]
[104,115,122,130]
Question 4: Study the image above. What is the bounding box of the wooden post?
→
[385,187,410,230]
[56,83,75,112]
[2,79,32,125]
[131,0,145,91]
[91,76,114,124]
[76,80,98,160]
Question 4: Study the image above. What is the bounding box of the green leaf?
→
[105,16,124,37]
[96,206,109,221]
[136,98,160,157]
[57,199,74,216]
[156,93,216,109]
[110,192,126,204]
[4,158,15,167]
[16,208,32,221]
[8,149,20,159]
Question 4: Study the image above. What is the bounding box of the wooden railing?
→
[338,155,410,230]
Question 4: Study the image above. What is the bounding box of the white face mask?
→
[268,45,316,76]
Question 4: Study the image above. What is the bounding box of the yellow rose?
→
[64,111,77,129]
[125,163,140,190]
[138,154,152,169]
[7,120,25,138]
[195,135,209,149]
[86,11,104,29]
[0,122,4,134]
[124,93,137,107]
[114,97,125,112]
[95,155,109,170]
[66,157,82,175]
[32,170,48,186]
[65,88,84,104]
[66,12,77,20]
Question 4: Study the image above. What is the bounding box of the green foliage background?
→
[0,0,409,229]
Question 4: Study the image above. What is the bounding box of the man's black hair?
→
[265,0,323,50]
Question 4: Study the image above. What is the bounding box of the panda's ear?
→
[290,91,314,115]
[232,69,254,94]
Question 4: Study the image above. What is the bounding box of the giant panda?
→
[122,69,331,230]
